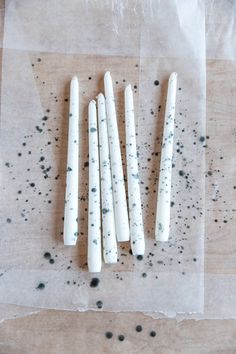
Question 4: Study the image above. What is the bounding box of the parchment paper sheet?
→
[0,0,205,315]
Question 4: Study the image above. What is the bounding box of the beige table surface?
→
[1,1,236,353]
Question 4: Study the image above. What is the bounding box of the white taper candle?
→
[104,71,129,242]
[125,85,145,255]
[97,93,118,263]
[63,76,79,246]
[88,100,102,272]
[155,72,178,242]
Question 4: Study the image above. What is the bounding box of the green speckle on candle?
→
[132,173,139,179]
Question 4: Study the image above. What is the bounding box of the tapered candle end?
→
[125,84,132,95]
[64,239,77,246]
[63,231,78,246]
[104,72,114,98]
[125,84,132,101]
[97,92,105,102]
[70,76,79,91]
[169,72,178,82]
[104,71,111,80]
[88,267,101,274]
[71,75,78,82]
[89,99,96,108]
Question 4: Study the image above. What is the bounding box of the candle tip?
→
[97,92,105,101]
[104,71,111,79]
[89,99,96,107]
[170,72,178,79]
[125,84,132,92]
[71,75,78,82]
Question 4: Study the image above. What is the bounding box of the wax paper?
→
[150,0,236,320]
[0,0,205,315]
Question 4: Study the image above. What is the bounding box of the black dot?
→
[193,258,197,262]
[88,77,92,80]
[199,136,205,142]
[142,272,147,278]
[136,325,143,332]
[96,300,103,309]
[37,58,41,62]
[44,252,51,259]
[91,187,97,193]
[179,170,185,177]
[90,278,100,287]
[154,80,159,86]
[29,182,35,187]
[137,255,143,261]
[150,330,156,337]
[105,331,113,339]
[118,335,125,341]
[6,218,12,223]
[49,258,55,264]
[36,283,45,290]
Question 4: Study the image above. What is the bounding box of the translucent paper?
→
[0,0,205,315]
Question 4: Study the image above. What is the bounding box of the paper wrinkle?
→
[1,0,205,316]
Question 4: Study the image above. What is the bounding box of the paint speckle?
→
[105,331,113,339]
[96,300,103,309]
[150,330,156,337]
[102,208,109,214]
[136,325,143,332]
[137,255,143,261]
[154,80,159,86]
[132,173,139,179]
[90,278,100,288]
[36,283,45,290]
[36,126,43,133]
[44,252,51,259]
[118,335,125,342]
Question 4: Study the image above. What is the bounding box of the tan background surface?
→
[1,1,236,353]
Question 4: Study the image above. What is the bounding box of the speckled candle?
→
[88,100,102,272]
[63,76,79,246]
[155,72,178,242]
[125,85,145,255]
[97,93,118,263]
[104,71,129,242]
